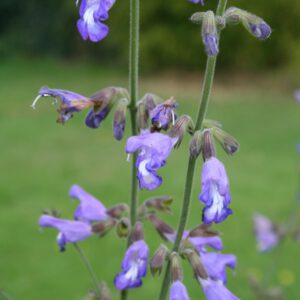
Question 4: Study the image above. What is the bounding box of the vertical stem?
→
[73,243,101,299]
[121,0,140,299]
[157,1,227,299]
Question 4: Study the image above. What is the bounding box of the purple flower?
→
[150,98,177,130]
[69,185,108,223]
[249,21,272,40]
[294,90,300,103]
[253,213,279,252]
[199,157,232,224]
[126,131,177,190]
[114,240,149,290]
[32,87,94,123]
[170,281,190,300]
[201,252,236,284]
[188,0,204,4]
[39,215,92,251]
[85,105,110,128]
[189,235,224,252]
[77,0,116,42]
[200,279,239,300]
[202,11,219,57]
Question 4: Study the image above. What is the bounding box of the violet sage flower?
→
[253,213,279,252]
[170,280,190,300]
[199,157,232,224]
[188,0,204,4]
[199,278,240,300]
[114,240,149,290]
[69,184,108,223]
[32,87,94,124]
[201,252,236,284]
[202,11,219,57]
[39,215,92,251]
[126,131,178,190]
[150,98,177,130]
[77,0,116,42]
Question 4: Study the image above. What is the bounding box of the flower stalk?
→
[122,0,140,299]
[73,243,101,299]
[157,1,228,299]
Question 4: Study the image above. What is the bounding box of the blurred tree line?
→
[0,0,299,72]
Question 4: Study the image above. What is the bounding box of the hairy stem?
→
[73,243,101,298]
[121,0,140,299]
[157,1,227,299]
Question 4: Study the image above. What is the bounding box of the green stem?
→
[73,243,101,299]
[157,1,227,299]
[121,0,140,299]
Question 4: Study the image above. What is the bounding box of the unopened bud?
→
[202,129,216,160]
[202,11,219,57]
[100,282,111,300]
[212,127,239,155]
[203,119,222,129]
[145,195,173,214]
[142,93,161,112]
[113,98,128,141]
[188,223,218,238]
[150,244,170,276]
[170,252,183,282]
[224,7,271,40]
[107,203,129,219]
[147,214,175,241]
[136,101,148,130]
[116,218,131,239]
[92,218,117,237]
[190,130,203,158]
[131,221,144,242]
[190,12,205,24]
[184,249,208,280]
[169,115,194,148]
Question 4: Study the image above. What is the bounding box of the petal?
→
[170,281,190,300]
[69,185,107,222]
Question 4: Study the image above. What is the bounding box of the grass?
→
[0,58,299,300]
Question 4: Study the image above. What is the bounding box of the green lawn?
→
[0,59,299,300]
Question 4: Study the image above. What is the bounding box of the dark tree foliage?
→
[0,0,299,71]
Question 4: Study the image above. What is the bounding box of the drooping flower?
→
[77,0,116,42]
[199,278,240,300]
[32,87,94,123]
[126,131,177,190]
[69,184,108,223]
[170,280,190,300]
[114,240,149,290]
[150,98,177,130]
[248,21,271,40]
[39,215,92,251]
[199,157,232,224]
[253,213,279,252]
[201,252,236,284]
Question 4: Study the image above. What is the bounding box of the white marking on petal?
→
[138,159,154,184]
[124,262,139,281]
[126,154,131,162]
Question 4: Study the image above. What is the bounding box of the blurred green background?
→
[1,0,300,300]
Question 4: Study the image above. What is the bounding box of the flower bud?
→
[107,203,129,219]
[130,221,144,242]
[116,218,131,239]
[170,252,183,282]
[202,11,219,57]
[202,129,216,161]
[113,98,129,141]
[150,244,170,276]
[145,195,173,214]
[224,7,271,40]
[188,223,219,238]
[212,127,239,155]
[136,101,148,130]
[190,130,203,158]
[142,93,161,112]
[169,115,194,148]
[190,12,205,25]
[184,249,208,280]
[147,213,175,241]
[203,119,222,129]
[99,282,112,300]
[92,218,117,237]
